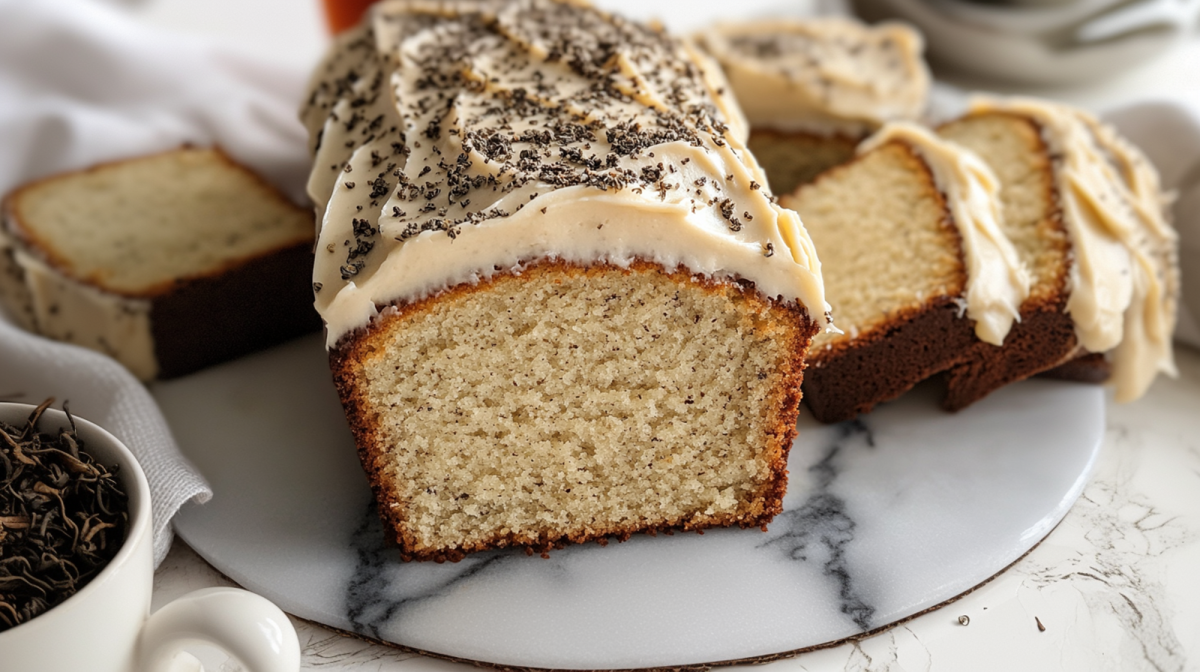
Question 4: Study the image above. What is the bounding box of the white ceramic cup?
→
[0,403,301,672]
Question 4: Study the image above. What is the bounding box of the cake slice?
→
[0,147,318,380]
[935,110,1078,409]
[303,0,829,561]
[696,18,930,195]
[334,261,816,560]
[941,98,1179,403]
[781,122,1027,422]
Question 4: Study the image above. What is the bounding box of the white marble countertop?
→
[154,346,1200,671]
[127,1,1200,669]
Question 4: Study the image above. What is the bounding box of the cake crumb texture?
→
[334,262,814,560]
[794,141,964,355]
[7,147,312,296]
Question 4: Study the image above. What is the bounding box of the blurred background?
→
[115,0,1199,107]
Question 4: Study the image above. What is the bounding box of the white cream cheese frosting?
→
[301,0,829,348]
[968,96,1179,402]
[860,122,1030,346]
[695,18,930,137]
[0,227,37,331]
[14,248,158,380]
[0,222,158,380]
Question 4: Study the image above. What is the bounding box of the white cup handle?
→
[138,587,301,672]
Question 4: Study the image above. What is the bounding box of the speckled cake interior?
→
[332,262,815,561]
[792,141,964,355]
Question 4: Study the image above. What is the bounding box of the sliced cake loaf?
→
[302,0,829,561]
[941,98,1179,403]
[696,18,930,195]
[781,122,1027,422]
[0,147,318,380]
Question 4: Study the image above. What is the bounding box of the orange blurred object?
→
[323,0,379,33]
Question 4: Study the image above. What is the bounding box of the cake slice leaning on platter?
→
[300,0,831,562]
[938,98,1180,405]
[781,122,1029,423]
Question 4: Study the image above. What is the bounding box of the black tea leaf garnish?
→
[0,399,129,631]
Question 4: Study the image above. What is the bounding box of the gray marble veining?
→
[155,334,1104,669]
[758,420,876,631]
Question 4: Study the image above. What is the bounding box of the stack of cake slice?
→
[696,17,931,195]
[781,122,1028,422]
[939,98,1179,403]
[780,99,1178,420]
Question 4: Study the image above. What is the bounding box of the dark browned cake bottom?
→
[803,299,979,424]
[1040,352,1112,383]
[152,243,321,378]
[942,300,1080,411]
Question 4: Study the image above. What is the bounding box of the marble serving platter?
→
[152,334,1103,669]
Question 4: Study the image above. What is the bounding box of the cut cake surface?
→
[6,147,312,296]
[783,141,973,422]
[0,147,318,379]
[332,261,816,561]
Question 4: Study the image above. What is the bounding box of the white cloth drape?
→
[0,0,312,566]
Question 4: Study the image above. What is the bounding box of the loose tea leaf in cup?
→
[0,399,129,631]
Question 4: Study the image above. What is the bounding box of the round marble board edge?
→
[152,334,1104,669]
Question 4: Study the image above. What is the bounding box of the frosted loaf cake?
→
[302,0,831,561]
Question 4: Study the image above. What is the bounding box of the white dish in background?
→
[854,0,1199,84]
[153,334,1103,669]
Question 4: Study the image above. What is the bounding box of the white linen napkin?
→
[0,0,314,565]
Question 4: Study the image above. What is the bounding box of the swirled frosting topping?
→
[968,97,1179,402]
[859,122,1030,346]
[696,18,930,137]
[302,0,828,347]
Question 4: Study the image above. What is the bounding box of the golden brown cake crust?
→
[330,259,817,562]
